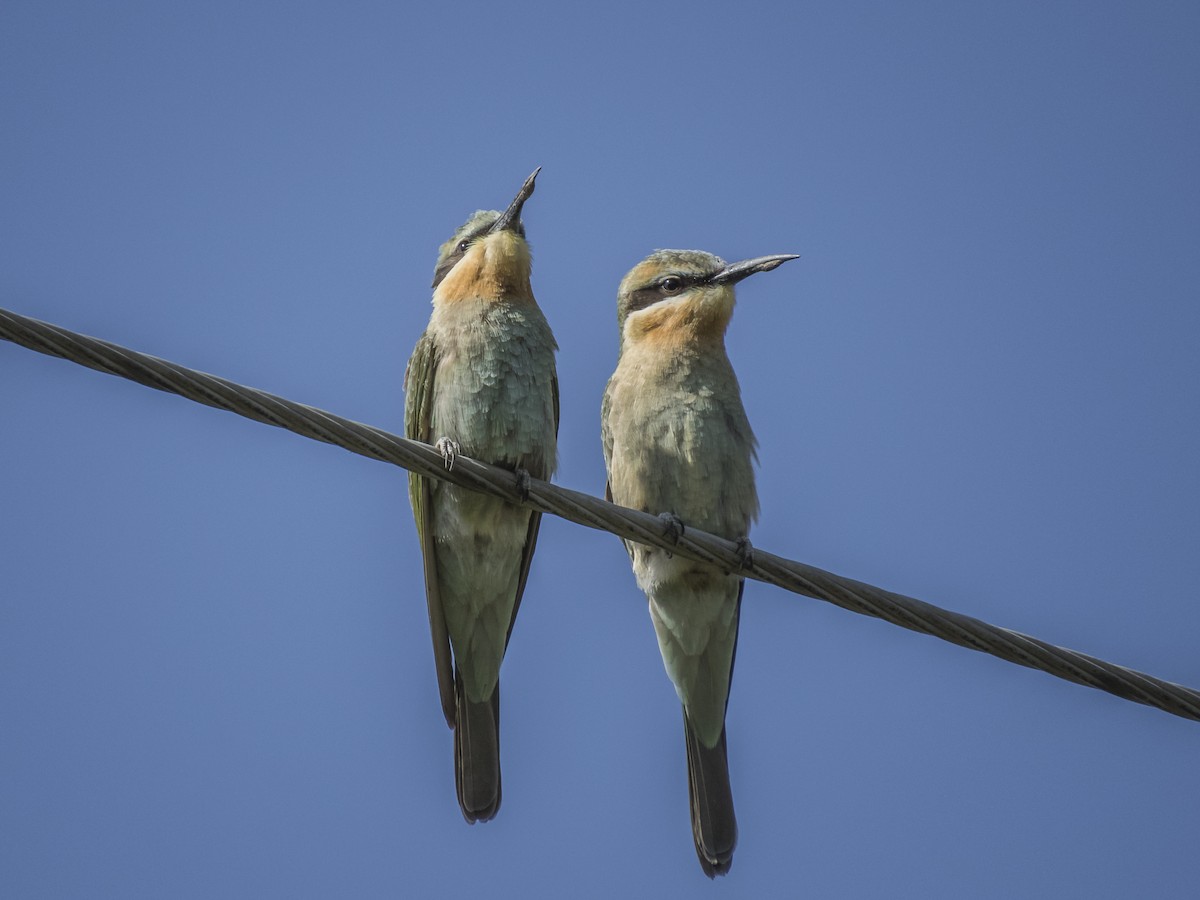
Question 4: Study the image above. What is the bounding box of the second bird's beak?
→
[489,167,541,234]
[709,254,801,285]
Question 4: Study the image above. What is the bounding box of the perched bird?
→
[601,249,798,876]
[404,169,558,823]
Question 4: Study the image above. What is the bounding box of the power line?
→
[3,305,1198,722]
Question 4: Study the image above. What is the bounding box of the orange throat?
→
[626,296,732,349]
[434,231,534,305]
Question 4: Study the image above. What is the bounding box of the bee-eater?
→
[601,249,798,875]
[404,169,558,823]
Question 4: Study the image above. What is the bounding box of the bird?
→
[404,168,558,823]
[601,248,798,875]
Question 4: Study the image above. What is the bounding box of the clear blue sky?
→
[3,2,1198,897]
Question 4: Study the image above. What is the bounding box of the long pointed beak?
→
[709,253,800,285]
[489,167,541,234]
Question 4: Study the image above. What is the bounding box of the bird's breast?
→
[604,344,758,537]
[428,299,558,477]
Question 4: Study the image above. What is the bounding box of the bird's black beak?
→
[709,254,800,285]
[489,167,541,234]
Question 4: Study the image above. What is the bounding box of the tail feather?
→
[453,671,501,823]
[683,713,737,877]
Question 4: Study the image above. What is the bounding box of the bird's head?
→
[431,168,541,303]
[615,249,799,349]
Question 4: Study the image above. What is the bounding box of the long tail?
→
[454,670,502,823]
[683,713,737,877]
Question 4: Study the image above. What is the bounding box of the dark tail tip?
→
[454,674,502,823]
[684,714,737,877]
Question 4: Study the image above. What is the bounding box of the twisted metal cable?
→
[3,305,1198,722]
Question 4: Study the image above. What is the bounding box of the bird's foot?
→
[732,536,754,573]
[513,468,532,503]
[435,437,461,471]
[659,512,685,557]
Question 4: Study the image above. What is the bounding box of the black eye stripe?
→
[658,273,705,293]
[623,272,712,314]
[627,287,659,313]
[459,224,490,249]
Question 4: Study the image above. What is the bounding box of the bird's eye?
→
[660,277,684,295]
[457,239,471,252]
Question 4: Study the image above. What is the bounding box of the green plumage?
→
[404,172,557,824]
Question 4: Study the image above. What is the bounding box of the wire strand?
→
[3,305,1198,722]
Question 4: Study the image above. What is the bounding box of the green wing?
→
[505,372,559,647]
[599,382,633,559]
[404,332,455,727]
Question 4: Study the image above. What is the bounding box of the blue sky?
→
[2,1,1198,897]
